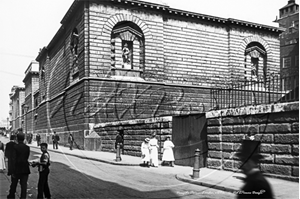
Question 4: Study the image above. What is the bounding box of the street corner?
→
[175,189,234,198]
[175,173,239,194]
[175,173,207,185]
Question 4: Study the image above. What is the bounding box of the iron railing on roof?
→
[210,74,299,110]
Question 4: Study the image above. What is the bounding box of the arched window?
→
[244,42,267,81]
[111,21,145,77]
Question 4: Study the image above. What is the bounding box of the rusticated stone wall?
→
[92,116,172,157]
[87,79,209,123]
[206,101,299,181]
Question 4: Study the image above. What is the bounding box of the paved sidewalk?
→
[0,136,299,199]
[0,169,17,199]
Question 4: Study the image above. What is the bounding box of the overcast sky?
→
[0,0,295,123]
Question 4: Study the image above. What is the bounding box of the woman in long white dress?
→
[162,136,175,167]
[141,138,150,167]
[149,134,159,167]
[0,141,6,172]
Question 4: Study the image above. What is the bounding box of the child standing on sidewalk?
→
[31,143,52,199]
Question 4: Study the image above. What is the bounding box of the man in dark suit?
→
[115,130,124,154]
[7,132,31,199]
[68,133,74,150]
[115,130,124,153]
[36,133,41,146]
[52,131,59,149]
[4,134,16,176]
[236,140,274,199]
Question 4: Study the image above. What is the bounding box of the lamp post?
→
[23,104,29,142]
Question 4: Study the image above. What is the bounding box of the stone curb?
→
[175,174,239,193]
[29,145,141,166]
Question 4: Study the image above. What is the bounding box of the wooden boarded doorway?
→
[172,113,207,167]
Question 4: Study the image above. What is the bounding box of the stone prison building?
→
[28,0,298,180]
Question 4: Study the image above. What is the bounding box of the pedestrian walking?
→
[115,130,124,157]
[5,134,16,176]
[28,133,33,144]
[0,140,6,172]
[149,133,159,167]
[7,132,31,199]
[36,133,41,146]
[52,131,60,149]
[235,140,274,199]
[162,136,175,167]
[141,138,150,167]
[115,129,124,154]
[31,143,52,199]
[68,133,74,150]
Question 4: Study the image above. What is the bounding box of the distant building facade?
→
[31,0,283,151]
[275,0,299,88]
[9,61,39,135]
[9,86,25,131]
[22,61,40,135]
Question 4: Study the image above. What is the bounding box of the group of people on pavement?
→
[115,130,176,168]
[52,131,75,150]
[0,129,77,199]
[51,131,60,150]
[3,128,52,199]
[141,133,175,167]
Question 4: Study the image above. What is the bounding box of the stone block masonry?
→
[93,116,172,157]
[31,0,283,160]
[206,101,299,181]
[87,79,210,123]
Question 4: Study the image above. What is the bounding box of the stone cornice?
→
[60,0,283,33]
[206,101,299,118]
[23,71,39,83]
[93,116,172,128]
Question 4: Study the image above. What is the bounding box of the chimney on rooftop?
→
[288,0,295,4]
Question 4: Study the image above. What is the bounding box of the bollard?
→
[192,148,200,179]
[116,143,121,162]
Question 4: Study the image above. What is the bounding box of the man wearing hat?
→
[235,140,274,199]
[7,132,31,199]
[115,130,124,155]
